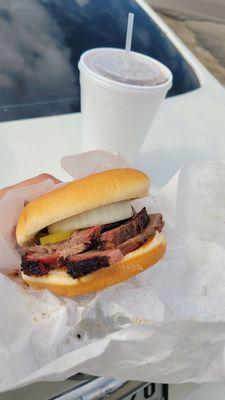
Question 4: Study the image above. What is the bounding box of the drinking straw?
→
[125,13,134,52]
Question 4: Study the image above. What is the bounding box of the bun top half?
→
[16,168,150,245]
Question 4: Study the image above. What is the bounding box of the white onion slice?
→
[48,201,133,233]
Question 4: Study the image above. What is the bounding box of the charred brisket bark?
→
[21,254,58,276]
[67,256,109,278]
[66,249,122,278]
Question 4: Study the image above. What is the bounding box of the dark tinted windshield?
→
[0,0,200,122]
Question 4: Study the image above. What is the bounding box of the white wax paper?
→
[0,152,225,392]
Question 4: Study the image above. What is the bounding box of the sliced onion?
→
[48,201,133,233]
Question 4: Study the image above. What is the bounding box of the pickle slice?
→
[40,230,74,245]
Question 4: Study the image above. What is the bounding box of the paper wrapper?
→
[0,152,225,392]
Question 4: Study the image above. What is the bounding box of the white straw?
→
[125,13,134,52]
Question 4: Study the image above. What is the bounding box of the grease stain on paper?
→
[75,303,130,340]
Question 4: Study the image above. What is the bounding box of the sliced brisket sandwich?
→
[16,168,166,297]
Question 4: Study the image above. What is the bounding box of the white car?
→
[0,0,224,399]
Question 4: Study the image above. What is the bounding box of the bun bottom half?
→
[21,232,166,297]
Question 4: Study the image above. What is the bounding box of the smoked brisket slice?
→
[69,225,100,245]
[66,249,122,279]
[21,253,59,276]
[118,213,164,255]
[20,225,101,257]
[100,207,149,249]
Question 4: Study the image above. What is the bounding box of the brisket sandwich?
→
[16,168,166,297]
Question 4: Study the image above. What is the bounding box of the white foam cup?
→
[78,48,172,161]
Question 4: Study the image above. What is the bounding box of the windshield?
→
[0,0,200,122]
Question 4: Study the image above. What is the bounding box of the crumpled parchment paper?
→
[0,151,225,392]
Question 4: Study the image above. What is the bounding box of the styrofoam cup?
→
[78,48,172,161]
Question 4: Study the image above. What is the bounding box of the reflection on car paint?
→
[0,0,200,122]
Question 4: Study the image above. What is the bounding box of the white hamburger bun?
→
[16,168,150,245]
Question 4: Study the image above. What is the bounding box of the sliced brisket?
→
[66,249,122,279]
[21,225,101,258]
[69,225,100,245]
[20,209,164,279]
[21,253,59,276]
[118,213,164,255]
[100,207,149,249]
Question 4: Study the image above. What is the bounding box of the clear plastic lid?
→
[84,49,167,87]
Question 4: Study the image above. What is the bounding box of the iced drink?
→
[78,48,172,161]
